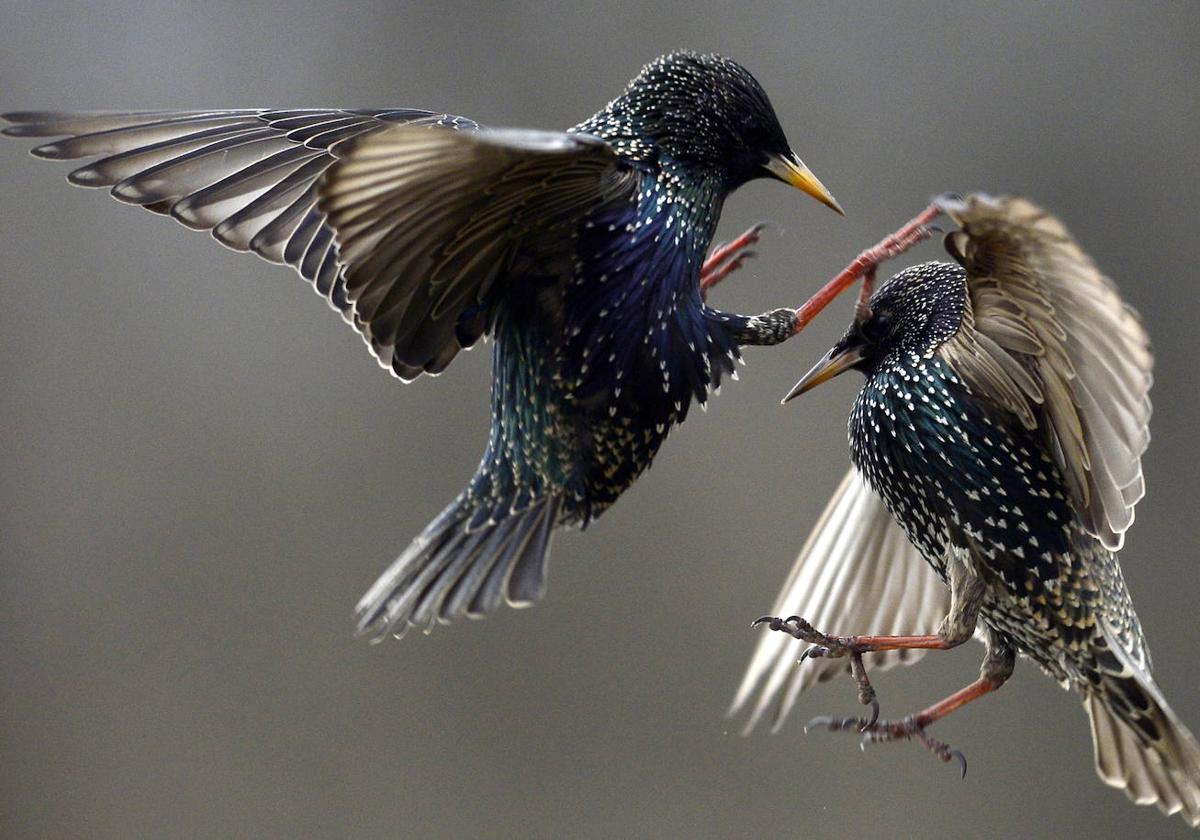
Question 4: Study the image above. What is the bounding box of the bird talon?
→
[951,749,968,779]
[801,645,830,662]
[815,710,969,776]
[700,220,776,297]
[862,697,881,730]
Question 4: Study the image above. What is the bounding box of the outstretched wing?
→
[729,468,949,733]
[3,110,637,380]
[317,126,638,379]
[1,109,475,316]
[938,194,1154,549]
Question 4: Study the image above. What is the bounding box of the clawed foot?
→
[752,614,968,778]
[751,614,863,658]
[805,713,968,778]
[700,221,776,299]
[791,200,948,334]
[752,615,880,727]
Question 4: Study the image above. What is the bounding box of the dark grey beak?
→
[781,342,866,404]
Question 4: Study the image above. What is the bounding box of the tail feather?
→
[354,493,563,641]
[407,526,493,630]
[1085,688,1200,826]
[440,514,523,620]
[469,497,559,616]
[505,501,558,603]
[1084,622,1200,826]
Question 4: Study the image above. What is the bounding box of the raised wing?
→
[317,126,638,379]
[729,468,949,733]
[1,109,476,319]
[938,195,1153,549]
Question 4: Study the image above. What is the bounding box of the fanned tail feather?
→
[1085,682,1200,827]
[354,493,562,641]
[1083,621,1200,826]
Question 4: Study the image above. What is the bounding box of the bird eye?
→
[860,311,894,344]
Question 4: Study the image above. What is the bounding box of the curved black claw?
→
[864,696,880,729]
[751,615,794,631]
[804,715,837,734]
[751,614,851,651]
[810,703,879,734]
[751,615,793,632]
[735,220,780,241]
[913,728,968,779]
[821,714,970,778]
[800,645,830,662]
[751,615,823,643]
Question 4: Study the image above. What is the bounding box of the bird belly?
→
[485,273,706,528]
[850,358,1145,683]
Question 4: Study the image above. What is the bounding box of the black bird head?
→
[784,261,968,400]
[578,51,841,211]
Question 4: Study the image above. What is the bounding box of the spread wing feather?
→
[1,109,473,319]
[938,195,1153,549]
[729,468,949,733]
[4,109,637,381]
[317,126,637,379]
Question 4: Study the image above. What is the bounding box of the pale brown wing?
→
[4,111,637,381]
[1,109,476,320]
[317,126,637,379]
[938,195,1153,550]
[729,468,950,733]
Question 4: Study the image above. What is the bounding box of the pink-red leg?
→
[700,222,770,300]
[752,615,960,656]
[789,201,945,335]
[753,611,1016,777]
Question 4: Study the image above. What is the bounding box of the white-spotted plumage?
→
[736,196,1198,826]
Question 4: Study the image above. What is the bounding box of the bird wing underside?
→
[729,467,950,734]
[3,109,636,381]
[317,125,638,379]
[1,108,475,318]
[938,195,1153,550]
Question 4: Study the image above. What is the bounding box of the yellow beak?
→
[781,342,865,403]
[765,153,844,215]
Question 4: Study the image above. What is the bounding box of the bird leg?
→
[854,266,877,322]
[808,633,1016,779]
[700,221,771,300]
[750,614,957,728]
[754,559,999,774]
[752,549,986,680]
[704,201,944,347]
[750,614,964,657]
[790,200,945,335]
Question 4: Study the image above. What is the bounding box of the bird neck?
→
[571,107,735,190]
[559,169,736,409]
[572,108,658,166]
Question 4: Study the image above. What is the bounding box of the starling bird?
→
[732,195,1200,826]
[2,52,844,641]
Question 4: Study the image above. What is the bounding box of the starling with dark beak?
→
[733,195,1200,826]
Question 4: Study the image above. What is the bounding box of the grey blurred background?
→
[2,2,1198,838]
